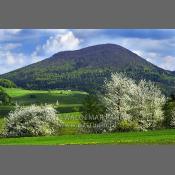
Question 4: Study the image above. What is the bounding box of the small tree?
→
[0,87,11,105]
[3,105,62,137]
[81,94,106,133]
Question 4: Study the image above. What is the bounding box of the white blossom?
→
[3,104,63,137]
[102,73,165,131]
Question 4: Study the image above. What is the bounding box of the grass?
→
[0,117,5,134]
[0,88,88,116]
[3,88,87,105]
[0,129,175,145]
[59,112,81,135]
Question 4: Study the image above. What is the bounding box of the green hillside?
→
[1,44,175,95]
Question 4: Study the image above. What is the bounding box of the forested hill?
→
[1,44,175,95]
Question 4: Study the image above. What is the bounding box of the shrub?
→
[0,87,11,105]
[3,105,62,137]
[117,119,139,132]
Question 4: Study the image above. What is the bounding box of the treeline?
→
[3,65,175,95]
[0,78,16,88]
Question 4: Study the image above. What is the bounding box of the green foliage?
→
[0,106,15,116]
[0,87,12,105]
[82,94,106,120]
[54,104,83,113]
[117,119,139,132]
[81,94,106,133]
[0,78,16,88]
[163,96,175,128]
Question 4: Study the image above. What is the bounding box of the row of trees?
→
[82,73,175,133]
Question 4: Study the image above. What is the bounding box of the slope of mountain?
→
[1,44,175,95]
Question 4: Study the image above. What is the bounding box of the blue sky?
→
[0,29,175,74]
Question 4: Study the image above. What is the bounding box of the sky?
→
[0,29,175,74]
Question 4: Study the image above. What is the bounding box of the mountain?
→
[1,44,175,95]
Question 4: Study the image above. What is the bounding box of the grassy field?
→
[59,112,81,135]
[3,88,87,105]
[0,129,175,145]
[0,88,88,116]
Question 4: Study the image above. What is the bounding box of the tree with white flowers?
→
[3,105,63,137]
[133,80,165,130]
[102,73,166,132]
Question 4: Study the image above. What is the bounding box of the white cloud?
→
[5,52,16,65]
[0,48,27,74]
[33,31,80,59]
[0,29,22,41]
[0,43,22,51]
[132,49,175,71]
[157,56,175,71]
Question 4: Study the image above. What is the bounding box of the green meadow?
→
[0,129,175,145]
[0,88,88,116]
[4,88,87,105]
[1,87,175,145]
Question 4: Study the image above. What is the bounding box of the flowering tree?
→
[135,80,166,130]
[3,105,62,137]
[102,73,165,132]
